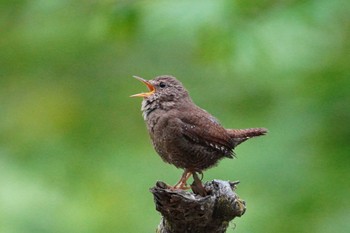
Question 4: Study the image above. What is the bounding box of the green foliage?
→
[1,0,349,232]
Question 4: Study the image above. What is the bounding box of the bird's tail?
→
[227,128,268,147]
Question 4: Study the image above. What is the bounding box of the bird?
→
[131,75,267,190]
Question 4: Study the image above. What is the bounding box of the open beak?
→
[130,76,156,98]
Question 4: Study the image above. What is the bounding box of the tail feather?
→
[227,128,267,147]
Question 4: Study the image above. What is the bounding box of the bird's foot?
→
[156,181,190,190]
[168,169,193,190]
[167,183,191,190]
[164,169,207,194]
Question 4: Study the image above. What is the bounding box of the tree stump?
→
[150,180,246,233]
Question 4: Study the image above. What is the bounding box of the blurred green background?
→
[1,0,349,232]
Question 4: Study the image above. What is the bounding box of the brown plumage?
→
[131,75,267,189]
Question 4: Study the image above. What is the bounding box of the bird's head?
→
[130,75,189,104]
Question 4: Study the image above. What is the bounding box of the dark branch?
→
[150,180,246,233]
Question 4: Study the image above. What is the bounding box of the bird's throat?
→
[141,99,158,121]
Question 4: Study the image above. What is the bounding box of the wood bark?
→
[150,180,246,233]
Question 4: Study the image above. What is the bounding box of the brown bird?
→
[131,75,267,190]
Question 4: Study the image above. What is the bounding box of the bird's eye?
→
[159,82,166,88]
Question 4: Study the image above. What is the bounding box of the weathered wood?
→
[150,180,246,233]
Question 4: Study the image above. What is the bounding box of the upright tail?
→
[226,128,268,147]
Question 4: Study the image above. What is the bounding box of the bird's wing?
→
[178,110,235,157]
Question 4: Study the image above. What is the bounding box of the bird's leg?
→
[170,169,192,190]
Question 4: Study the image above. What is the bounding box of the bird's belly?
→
[153,135,225,171]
